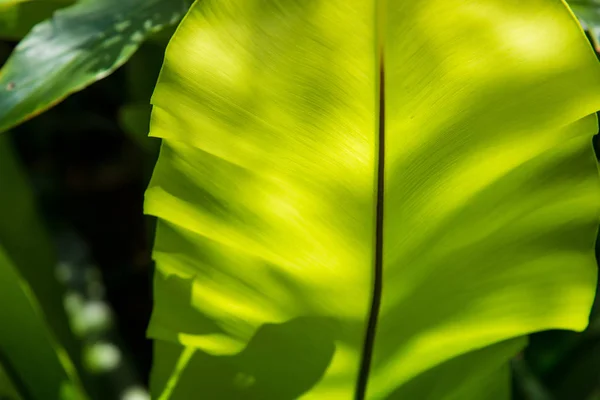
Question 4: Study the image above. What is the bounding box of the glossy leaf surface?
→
[0,0,190,133]
[145,0,600,398]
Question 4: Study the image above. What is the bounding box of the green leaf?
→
[0,0,190,133]
[0,361,23,400]
[124,41,167,102]
[119,102,154,151]
[145,0,600,398]
[567,1,600,52]
[119,42,164,153]
[0,135,82,369]
[0,2,70,41]
[0,0,31,6]
[0,243,87,400]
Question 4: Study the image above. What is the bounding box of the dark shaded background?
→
[1,38,165,391]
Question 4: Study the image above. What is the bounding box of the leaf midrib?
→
[355,1,386,397]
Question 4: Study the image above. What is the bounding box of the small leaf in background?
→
[0,362,23,400]
[118,102,154,153]
[0,0,191,134]
[0,134,81,367]
[124,41,166,103]
[0,243,87,400]
[118,42,164,179]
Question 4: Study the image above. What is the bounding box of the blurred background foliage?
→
[0,0,600,399]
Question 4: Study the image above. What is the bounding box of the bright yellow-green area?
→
[145,0,600,398]
[370,0,600,398]
[0,244,87,400]
[146,0,376,398]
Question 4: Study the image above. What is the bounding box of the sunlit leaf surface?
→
[0,0,190,133]
[145,0,600,398]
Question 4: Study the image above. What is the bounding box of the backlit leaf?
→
[145,0,600,398]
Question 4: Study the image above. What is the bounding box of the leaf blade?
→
[146,0,377,397]
[366,1,600,397]
[0,243,87,400]
[0,0,189,133]
[145,0,600,398]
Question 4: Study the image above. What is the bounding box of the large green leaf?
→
[0,243,86,400]
[0,0,190,133]
[144,0,600,398]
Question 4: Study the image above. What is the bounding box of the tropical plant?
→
[2,0,600,399]
[143,0,600,398]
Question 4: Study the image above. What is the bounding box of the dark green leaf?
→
[0,361,23,400]
[0,0,190,133]
[118,102,155,152]
[0,134,80,366]
[0,242,87,400]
